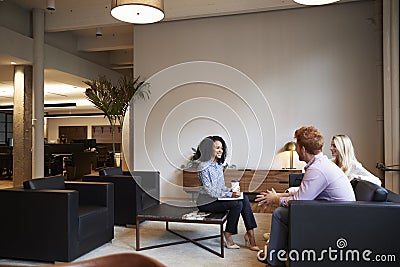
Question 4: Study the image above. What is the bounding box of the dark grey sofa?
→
[0,176,114,262]
[288,179,400,267]
[83,167,160,226]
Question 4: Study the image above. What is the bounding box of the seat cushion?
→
[23,176,66,190]
[78,205,109,241]
[353,179,388,202]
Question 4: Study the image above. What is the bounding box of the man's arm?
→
[280,168,327,206]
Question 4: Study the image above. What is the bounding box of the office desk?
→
[0,153,12,179]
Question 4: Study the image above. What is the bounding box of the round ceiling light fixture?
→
[111,0,164,24]
[293,0,340,5]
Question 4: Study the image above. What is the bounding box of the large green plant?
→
[84,75,150,158]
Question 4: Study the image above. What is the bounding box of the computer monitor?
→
[86,139,96,149]
[46,143,85,154]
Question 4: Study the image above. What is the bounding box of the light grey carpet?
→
[0,213,271,267]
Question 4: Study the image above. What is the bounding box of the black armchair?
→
[0,176,114,262]
[83,167,160,226]
[288,179,400,267]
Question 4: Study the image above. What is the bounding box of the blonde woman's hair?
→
[332,134,357,173]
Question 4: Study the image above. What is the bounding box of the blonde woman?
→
[330,134,381,186]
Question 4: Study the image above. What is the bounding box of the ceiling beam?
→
[164,0,301,21]
[109,50,133,66]
[77,35,133,52]
[45,0,123,32]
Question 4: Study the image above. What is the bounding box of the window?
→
[0,112,12,145]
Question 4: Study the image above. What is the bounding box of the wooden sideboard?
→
[183,169,302,194]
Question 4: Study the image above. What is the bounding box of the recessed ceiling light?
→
[10,62,17,65]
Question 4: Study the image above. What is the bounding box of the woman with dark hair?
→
[194,136,259,251]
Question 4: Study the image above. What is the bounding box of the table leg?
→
[136,217,141,250]
[220,223,224,258]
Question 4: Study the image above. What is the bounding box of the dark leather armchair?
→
[288,179,400,267]
[289,173,304,187]
[0,176,114,262]
[83,167,160,226]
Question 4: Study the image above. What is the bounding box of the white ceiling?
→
[0,0,356,114]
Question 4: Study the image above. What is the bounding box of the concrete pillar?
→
[383,0,400,192]
[32,8,45,178]
[374,0,384,181]
[13,65,33,187]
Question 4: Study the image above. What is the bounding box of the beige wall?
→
[132,1,383,200]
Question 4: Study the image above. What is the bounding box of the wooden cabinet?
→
[183,169,302,193]
[182,169,200,188]
[59,126,87,143]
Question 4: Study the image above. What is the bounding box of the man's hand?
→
[255,188,280,206]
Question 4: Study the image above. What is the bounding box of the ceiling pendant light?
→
[293,0,340,5]
[111,0,164,24]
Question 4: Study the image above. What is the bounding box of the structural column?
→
[32,8,45,178]
[383,0,400,192]
[13,66,33,186]
[374,0,384,181]
[124,44,136,172]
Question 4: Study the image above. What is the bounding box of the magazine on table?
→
[182,210,211,220]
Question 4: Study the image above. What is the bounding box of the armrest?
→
[131,171,160,202]
[84,173,159,202]
[288,200,400,266]
[65,181,114,207]
[82,175,137,193]
[387,189,400,203]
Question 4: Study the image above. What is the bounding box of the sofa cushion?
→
[23,176,66,190]
[78,205,108,241]
[99,167,123,176]
[353,179,388,202]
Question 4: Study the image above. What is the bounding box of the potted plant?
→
[180,147,199,170]
[84,75,150,166]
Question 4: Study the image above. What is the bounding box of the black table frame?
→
[136,204,228,257]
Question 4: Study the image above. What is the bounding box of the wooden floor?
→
[0,179,13,189]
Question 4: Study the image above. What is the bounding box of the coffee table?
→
[136,203,228,257]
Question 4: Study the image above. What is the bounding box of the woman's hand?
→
[232,191,241,198]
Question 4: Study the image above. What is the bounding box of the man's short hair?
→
[294,126,324,155]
